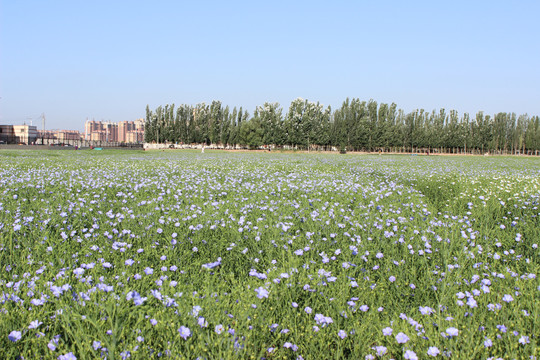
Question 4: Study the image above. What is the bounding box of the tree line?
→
[144,98,540,154]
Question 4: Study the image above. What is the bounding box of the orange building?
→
[85,119,144,143]
[0,125,38,144]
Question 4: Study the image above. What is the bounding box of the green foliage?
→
[0,151,539,359]
[239,117,264,149]
[144,100,540,153]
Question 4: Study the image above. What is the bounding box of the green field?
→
[1,150,539,359]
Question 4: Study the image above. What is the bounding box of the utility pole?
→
[41,113,46,144]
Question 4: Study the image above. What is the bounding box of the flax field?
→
[1,150,539,360]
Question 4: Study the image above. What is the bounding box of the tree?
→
[220,106,231,146]
[209,100,222,145]
[367,99,378,150]
[144,105,155,143]
[143,99,538,155]
[255,102,283,146]
[286,98,308,148]
[239,117,264,149]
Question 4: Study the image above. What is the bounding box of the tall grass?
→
[0,150,538,359]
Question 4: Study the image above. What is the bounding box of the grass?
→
[0,150,538,359]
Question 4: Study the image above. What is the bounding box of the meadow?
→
[0,150,538,360]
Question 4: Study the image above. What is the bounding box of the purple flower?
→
[215,324,224,334]
[28,320,43,329]
[93,341,102,350]
[314,313,334,326]
[484,338,493,347]
[304,306,312,314]
[338,330,347,339]
[419,306,434,315]
[283,342,298,351]
[519,336,530,344]
[395,332,410,344]
[151,289,163,300]
[178,326,191,340]
[502,294,514,302]
[389,276,396,282]
[427,346,440,356]
[404,350,418,360]
[466,297,478,308]
[150,318,157,326]
[8,330,22,342]
[446,327,459,337]
[191,305,202,316]
[382,327,393,336]
[197,317,208,328]
[48,337,60,351]
[125,259,135,266]
[202,257,222,269]
[255,287,269,299]
[372,346,387,356]
[58,353,77,360]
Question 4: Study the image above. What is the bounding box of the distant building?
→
[0,125,38,144]
[36,129,82,144]
[1,120,144,145]
[85,119,144,143]
[57,130,82,142]
[118,119,145,143]
[84,120,115,142]
[37,130,56,142]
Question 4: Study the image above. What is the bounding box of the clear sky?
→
[1,1,539,131]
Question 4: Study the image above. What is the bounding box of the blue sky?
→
[1,1,539,130]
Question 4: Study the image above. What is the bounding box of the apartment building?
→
[36,129,82,143]
[0,125,38,144]
[85,119,144,143]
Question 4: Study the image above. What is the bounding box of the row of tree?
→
[144,98,540,154]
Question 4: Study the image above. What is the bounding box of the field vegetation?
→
[0,150,538,359]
